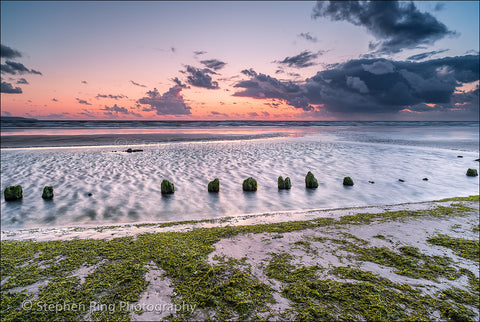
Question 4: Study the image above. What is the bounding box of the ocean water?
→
[1,121,478,229]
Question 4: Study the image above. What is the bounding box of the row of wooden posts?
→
[2,171,345,201]
[3,168,478,201]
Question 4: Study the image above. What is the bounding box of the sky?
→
[1,0,479,121]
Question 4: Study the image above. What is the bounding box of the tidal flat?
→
[1,196,478,321]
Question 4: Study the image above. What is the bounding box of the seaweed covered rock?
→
[343,177,354,186]
[208,178,220,192]
[466,168,478,177]
[305,171,318,189]
[242,177,257,191]
[284,177,292,189]
[42,186,54,199]
[161,179,175,194]
[4,185,23,201]
[278,176,292,189]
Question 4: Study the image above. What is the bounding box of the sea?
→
[1,119,479,229]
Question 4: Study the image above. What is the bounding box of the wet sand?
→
[0,131,290,149]
[0,199,475,242]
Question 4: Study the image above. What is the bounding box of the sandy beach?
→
[1,196,478,321]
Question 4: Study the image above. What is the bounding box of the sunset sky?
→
[1,1,479,121]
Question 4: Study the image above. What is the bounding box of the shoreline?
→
[1,196,478,321]
[1,196,478,241]
[0,131,294,149]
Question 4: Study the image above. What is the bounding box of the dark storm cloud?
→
[200,59,227,71]
[407,49,449,61]
[76,98,92,105]
[1,61,42,75]
[312,0,455,54]
[1,81,22,94]
[234,55,479,116]
[130,80,147,88]
[233,70,314,111]
[277,51,320,68]
[184,65,219,89]
[16,78,29,84]
[95,94,127,100]
[137,86,192,115]
[298,32,318,43]
[1,45,22,59]
[101,104,142,117]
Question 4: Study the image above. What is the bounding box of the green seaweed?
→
[1,198,478,321]
[427,234,479,261]
[267,253,476,321]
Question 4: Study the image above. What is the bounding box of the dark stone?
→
[305,171,318,189]
[343,177,354,186]
[466,168,478,177]
[161,179,175,194]
[422,178,429,181]
[475,159,480,162]
[368,181,375,184]
[87,193,93,196]
[42,186,54,199]
[125,148,143,153]
[4,185,22,201]
[457,155,463,158]
[208,178,220,192]
[398,179,405,182]
[278,176,291,189]
[243,177,257,191]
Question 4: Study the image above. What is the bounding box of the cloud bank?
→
[234,55,479,117]
[138,86,192,115]
[312,0,455,54]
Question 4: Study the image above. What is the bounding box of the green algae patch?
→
[427,234,479,261]
[265,252,322,284]
[441,287,480,310]
[267,254,476,321]
[437,195,479,202]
